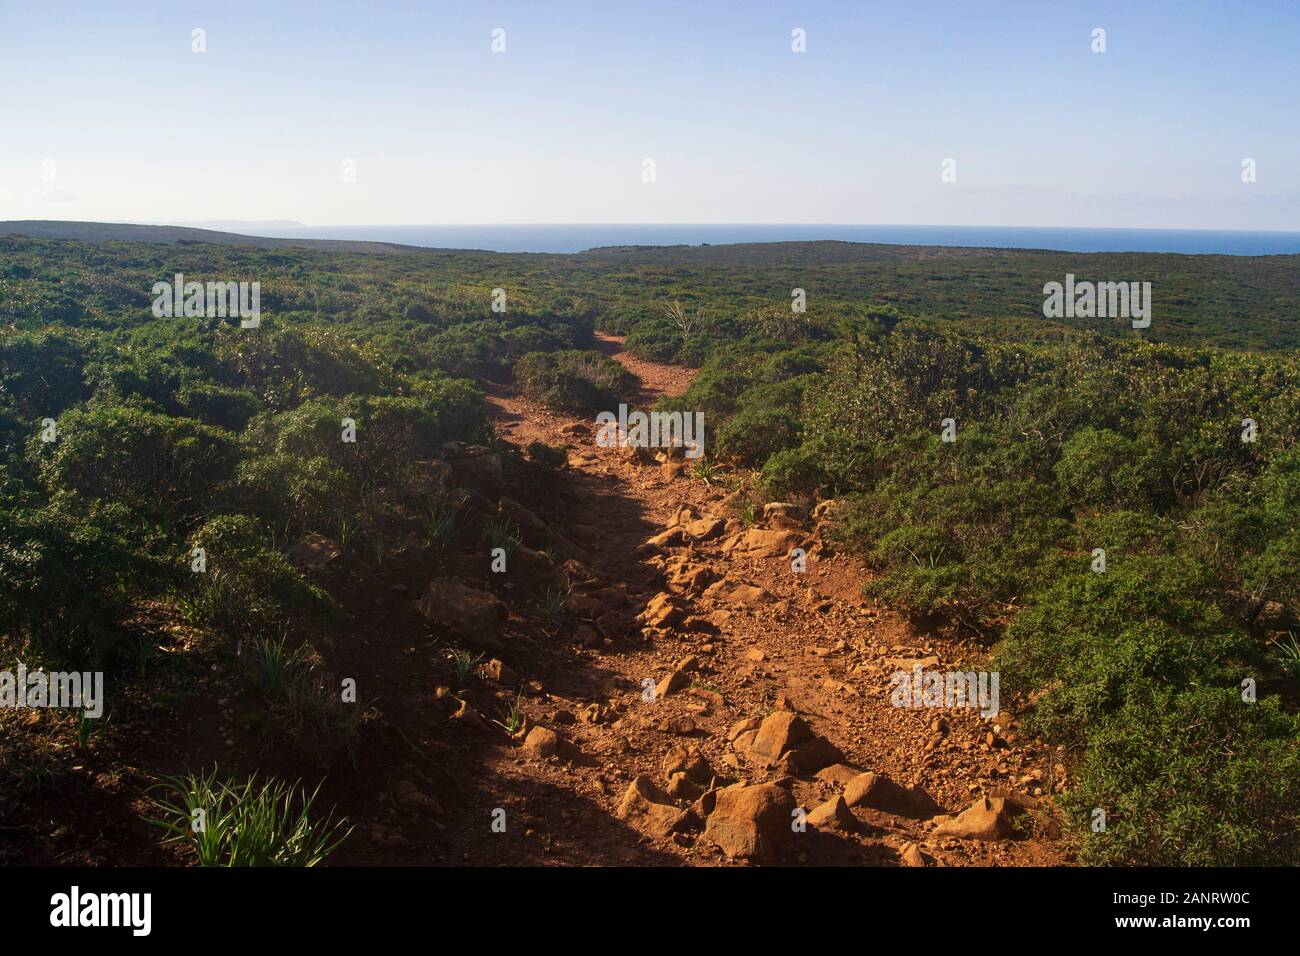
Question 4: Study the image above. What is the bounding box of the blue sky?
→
[1,0,1297,228]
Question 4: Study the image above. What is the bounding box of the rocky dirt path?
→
[388,334,1069,866]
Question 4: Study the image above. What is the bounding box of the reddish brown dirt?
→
[440,334,1069,866]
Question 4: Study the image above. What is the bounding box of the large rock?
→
[661,460,687,482]
[667,559,717,594]
[783,736,844,775]
[622,444,656,466]
[418,579,507,645]
[643,528,687,552]
[521,726,561,759]
[497,496,581,558]
[662,745,715,787]
[728,716,762,742]
[898,841,929,867]
[682,517,725,542]
[746,712,814,767]
[704,783,796,861]
[449,447,504,497]
[509,544,568,589]
[641,592,688,628]
[932,796,1021,840]
[666,505,697,528]
[762,502,808,531]
[655,668,691,699]
[815,763,864,787]
[724,528,801,558]
[844,772,940,818]
[805,795,857,832]
[617,775,691,838]
[521,726,586,764]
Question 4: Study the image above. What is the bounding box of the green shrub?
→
[0,499,164,667]
[1061,689,1300,866]
[181,515,335,642]
[514,350,634,412]
[759,446,828,499]
[716,406,799,466]
[35,403,237,521]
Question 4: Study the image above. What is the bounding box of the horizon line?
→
[126,220,1300,237]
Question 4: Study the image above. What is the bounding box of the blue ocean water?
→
[226,223,1300,256]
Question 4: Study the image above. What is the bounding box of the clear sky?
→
[1,0,1297,229]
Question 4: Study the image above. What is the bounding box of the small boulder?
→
[815,763,864,787]
[668,560,716,594]
[786,736,845,774]
[746,711,814,767]
[727,528,802,558]
[644,527,687,551]
[621,444,656,466]
[762,502,808,531]
[641,592,688,628]
[449,449,504,497]
[520,726,585,764]
[661,460,687,482]
[617,775,691,838]
[418,579,507,646]
[932,796,1021,841]
[843,772,939,818]
[805,795,857,832]
[655,668,691,699]
[665,773,704,801]
[898,841,929,866]
[662,744,714,787]
[703,783,795,862]
[521,726,561,759]
[683,517,726,542]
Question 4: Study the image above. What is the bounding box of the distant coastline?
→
[211,223,1300,256]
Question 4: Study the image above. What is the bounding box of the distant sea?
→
[223,223,1300,256]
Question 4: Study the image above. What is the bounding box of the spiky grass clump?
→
[150,767,352,867]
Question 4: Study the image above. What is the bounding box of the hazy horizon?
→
[7,218,1300,255]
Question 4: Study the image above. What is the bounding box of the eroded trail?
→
[426,335,1067,866]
